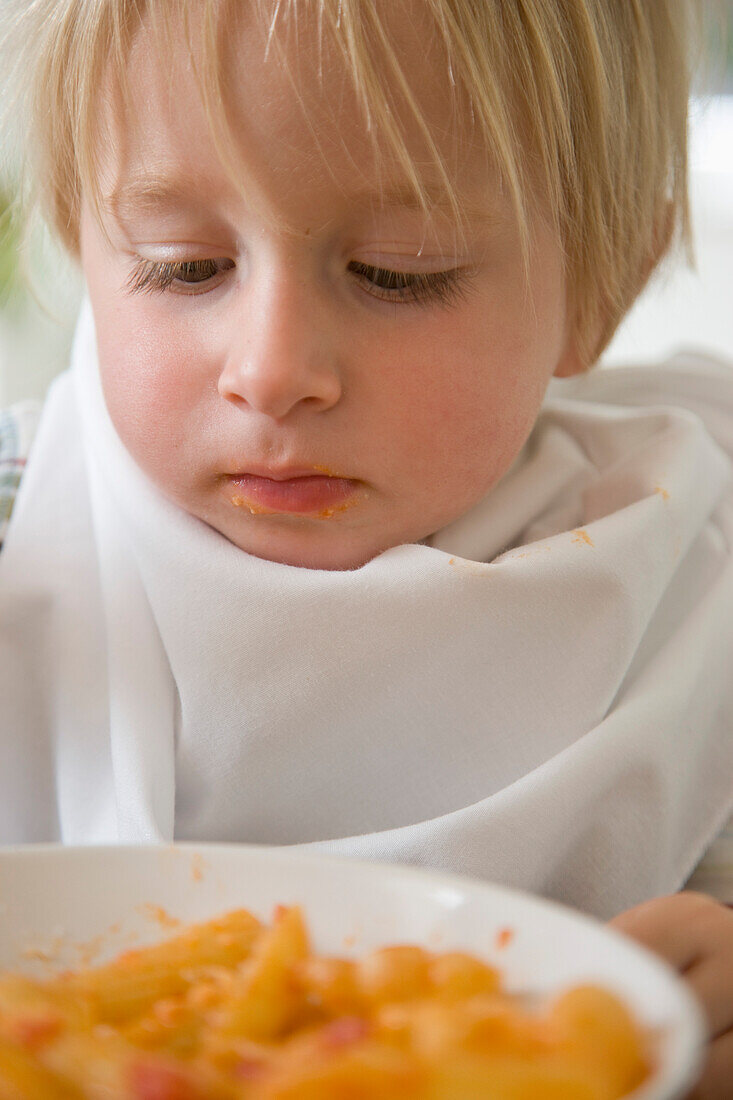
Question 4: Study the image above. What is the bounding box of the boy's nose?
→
[217,277,342,420]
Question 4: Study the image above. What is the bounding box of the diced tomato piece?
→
[235,1057,268,1080]
[11,1014,62,1049]
[320,1016,371,1050]
[129,1060,200,1100]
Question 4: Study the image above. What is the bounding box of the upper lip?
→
[227,466,350,482]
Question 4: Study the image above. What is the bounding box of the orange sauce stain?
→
[23,933,109,973]
[21,947,55,963]
[572,529,594,547]
[190,854,205,883]
[495,927,514,950]
[230,495,279,515]
[231,488,357,519]
[501,546,551,562]
[316,497,358,520]
[138,904,182,931]
[655,486,670,501]
[21,926,143,976]
[75,934,107,968]
[447,556,493,575]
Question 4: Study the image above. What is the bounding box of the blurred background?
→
[0,7,731,408]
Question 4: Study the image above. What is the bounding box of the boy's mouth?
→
[225,469,360,517]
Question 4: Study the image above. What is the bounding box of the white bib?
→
[2,297,732,917]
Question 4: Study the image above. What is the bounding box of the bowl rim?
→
[0,842,707,1100]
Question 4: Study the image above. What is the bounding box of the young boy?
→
[0,1,732,1093]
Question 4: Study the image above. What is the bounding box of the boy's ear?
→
[553,296,599,380]
[553,200,675,381]
[553,321,595,378]
[553,341,587,378]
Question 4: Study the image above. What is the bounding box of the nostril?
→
[217,362,341,418]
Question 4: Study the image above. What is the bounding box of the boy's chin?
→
[217,519,392,572]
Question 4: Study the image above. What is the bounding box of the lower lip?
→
[227,474,358,515]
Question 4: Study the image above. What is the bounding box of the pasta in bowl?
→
[0,844,705,1099]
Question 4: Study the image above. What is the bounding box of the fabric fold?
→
[1,297,732,917]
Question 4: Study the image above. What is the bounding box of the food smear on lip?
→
[315,499,358,519]
[228,470,360,517]
[230,493,359,520]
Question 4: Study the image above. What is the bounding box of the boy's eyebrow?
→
[102,176,209,222]
[103,172,495,225]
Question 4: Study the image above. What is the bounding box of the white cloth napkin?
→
[1,297,732,918]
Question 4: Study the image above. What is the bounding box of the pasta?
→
[0,904,653,1099]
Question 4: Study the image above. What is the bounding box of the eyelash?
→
[125,257,471,308]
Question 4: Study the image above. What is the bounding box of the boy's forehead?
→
[98,1,498,232]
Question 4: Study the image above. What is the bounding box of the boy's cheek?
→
[96,331,212,489]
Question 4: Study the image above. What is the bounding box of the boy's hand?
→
[609,892,733,1100]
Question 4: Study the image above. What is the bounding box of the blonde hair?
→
[1,0,705,363]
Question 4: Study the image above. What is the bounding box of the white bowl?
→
[0,844,705,1099]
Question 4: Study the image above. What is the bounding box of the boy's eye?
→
[125,257,471,308]
[126,258,235,295]
[348,262,470,308]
